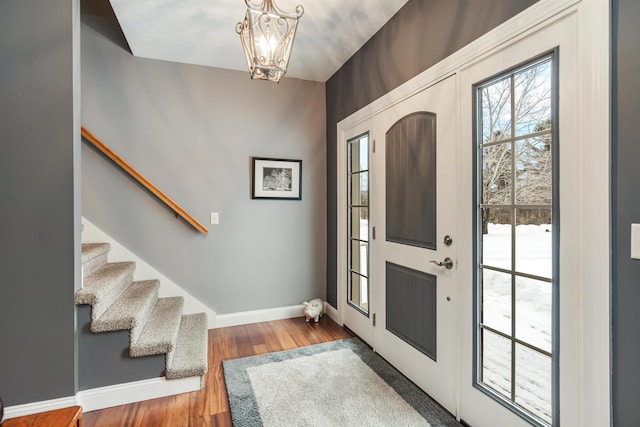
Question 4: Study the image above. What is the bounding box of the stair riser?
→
[91,284,159,335]
[130,297,184,358]
[92,271,134,320]
[166,316,181,367]
[83,252,109,280]
[129,287,161,344]
[166,313,208,379]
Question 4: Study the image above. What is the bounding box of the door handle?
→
[430,257,454,270]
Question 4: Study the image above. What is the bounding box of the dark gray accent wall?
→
[612,0,640,425]
[81,11,326,316]
[0,0,80,406]
[325,0,539,307]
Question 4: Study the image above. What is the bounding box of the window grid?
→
[475,54,556,427]
[348,133,370,315]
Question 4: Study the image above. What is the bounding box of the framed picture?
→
[252,157,302,200]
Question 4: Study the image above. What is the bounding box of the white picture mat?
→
[253,158,301,199]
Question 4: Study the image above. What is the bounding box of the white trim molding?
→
[4,376,202,418]
[215,304,305,328]
[3,396,78,420]
[575,0,611,425]
[325,303,339,324]
[77,376,202,413]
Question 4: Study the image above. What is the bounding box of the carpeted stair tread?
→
[166,313,208,379]
[76,261,136,320]
[76,262,136,304]
[82,243,111,278]
[130,297,184,357]
[82,242,110,263]
[76,240,208,385]
[90,280,160,334]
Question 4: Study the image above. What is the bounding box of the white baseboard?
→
[325,303,340,324]
[77,376,202,412]
[216,304,305,328]
[82,217,216,329]
[4,396,78,420]
[4,376,202,418]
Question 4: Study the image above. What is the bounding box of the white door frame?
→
[339,117,375,344]
[334,0,609,425]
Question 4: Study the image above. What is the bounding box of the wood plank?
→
[164,393,191,426]
[82,316,352,426]
[3,405,82,427]
[83,402,125,426]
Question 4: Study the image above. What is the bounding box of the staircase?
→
[76,243,208,382]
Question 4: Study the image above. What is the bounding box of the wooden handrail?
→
[81,126,208,235]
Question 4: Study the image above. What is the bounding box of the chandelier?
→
[236,0,304,82]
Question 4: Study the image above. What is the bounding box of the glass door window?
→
[348,133,370,314]
[475,53,557,426]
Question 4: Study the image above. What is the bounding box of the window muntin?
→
[475,54,557,426]
[348,133,370,314]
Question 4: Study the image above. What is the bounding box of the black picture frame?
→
[251,157,302,200]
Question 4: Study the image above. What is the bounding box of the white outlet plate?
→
[210,212,219,225]
[632,224,640,259]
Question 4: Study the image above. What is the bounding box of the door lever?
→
[430,257,454,270]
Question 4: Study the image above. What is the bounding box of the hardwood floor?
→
[83,316,353,426]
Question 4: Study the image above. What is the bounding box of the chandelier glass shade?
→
[236,0,304,82]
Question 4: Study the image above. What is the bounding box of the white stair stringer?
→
[81,217,216,328]
[76,241,209,385]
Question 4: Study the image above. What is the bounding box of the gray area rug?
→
[223,338,462,427]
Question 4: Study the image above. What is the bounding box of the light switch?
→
[210,212,219,225]
[631,223,640,259]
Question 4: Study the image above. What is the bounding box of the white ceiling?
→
[109,0,410,82]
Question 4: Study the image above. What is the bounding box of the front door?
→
[372,75,458,414]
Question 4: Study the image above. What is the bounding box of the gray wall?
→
[612,0,640,424]
[0,0,81,406]
[81,11,326,316]
[325,0,538,306]
[77,306,165,390]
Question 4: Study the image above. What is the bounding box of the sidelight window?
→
[474,53,558,426]
[348,133,370,315]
